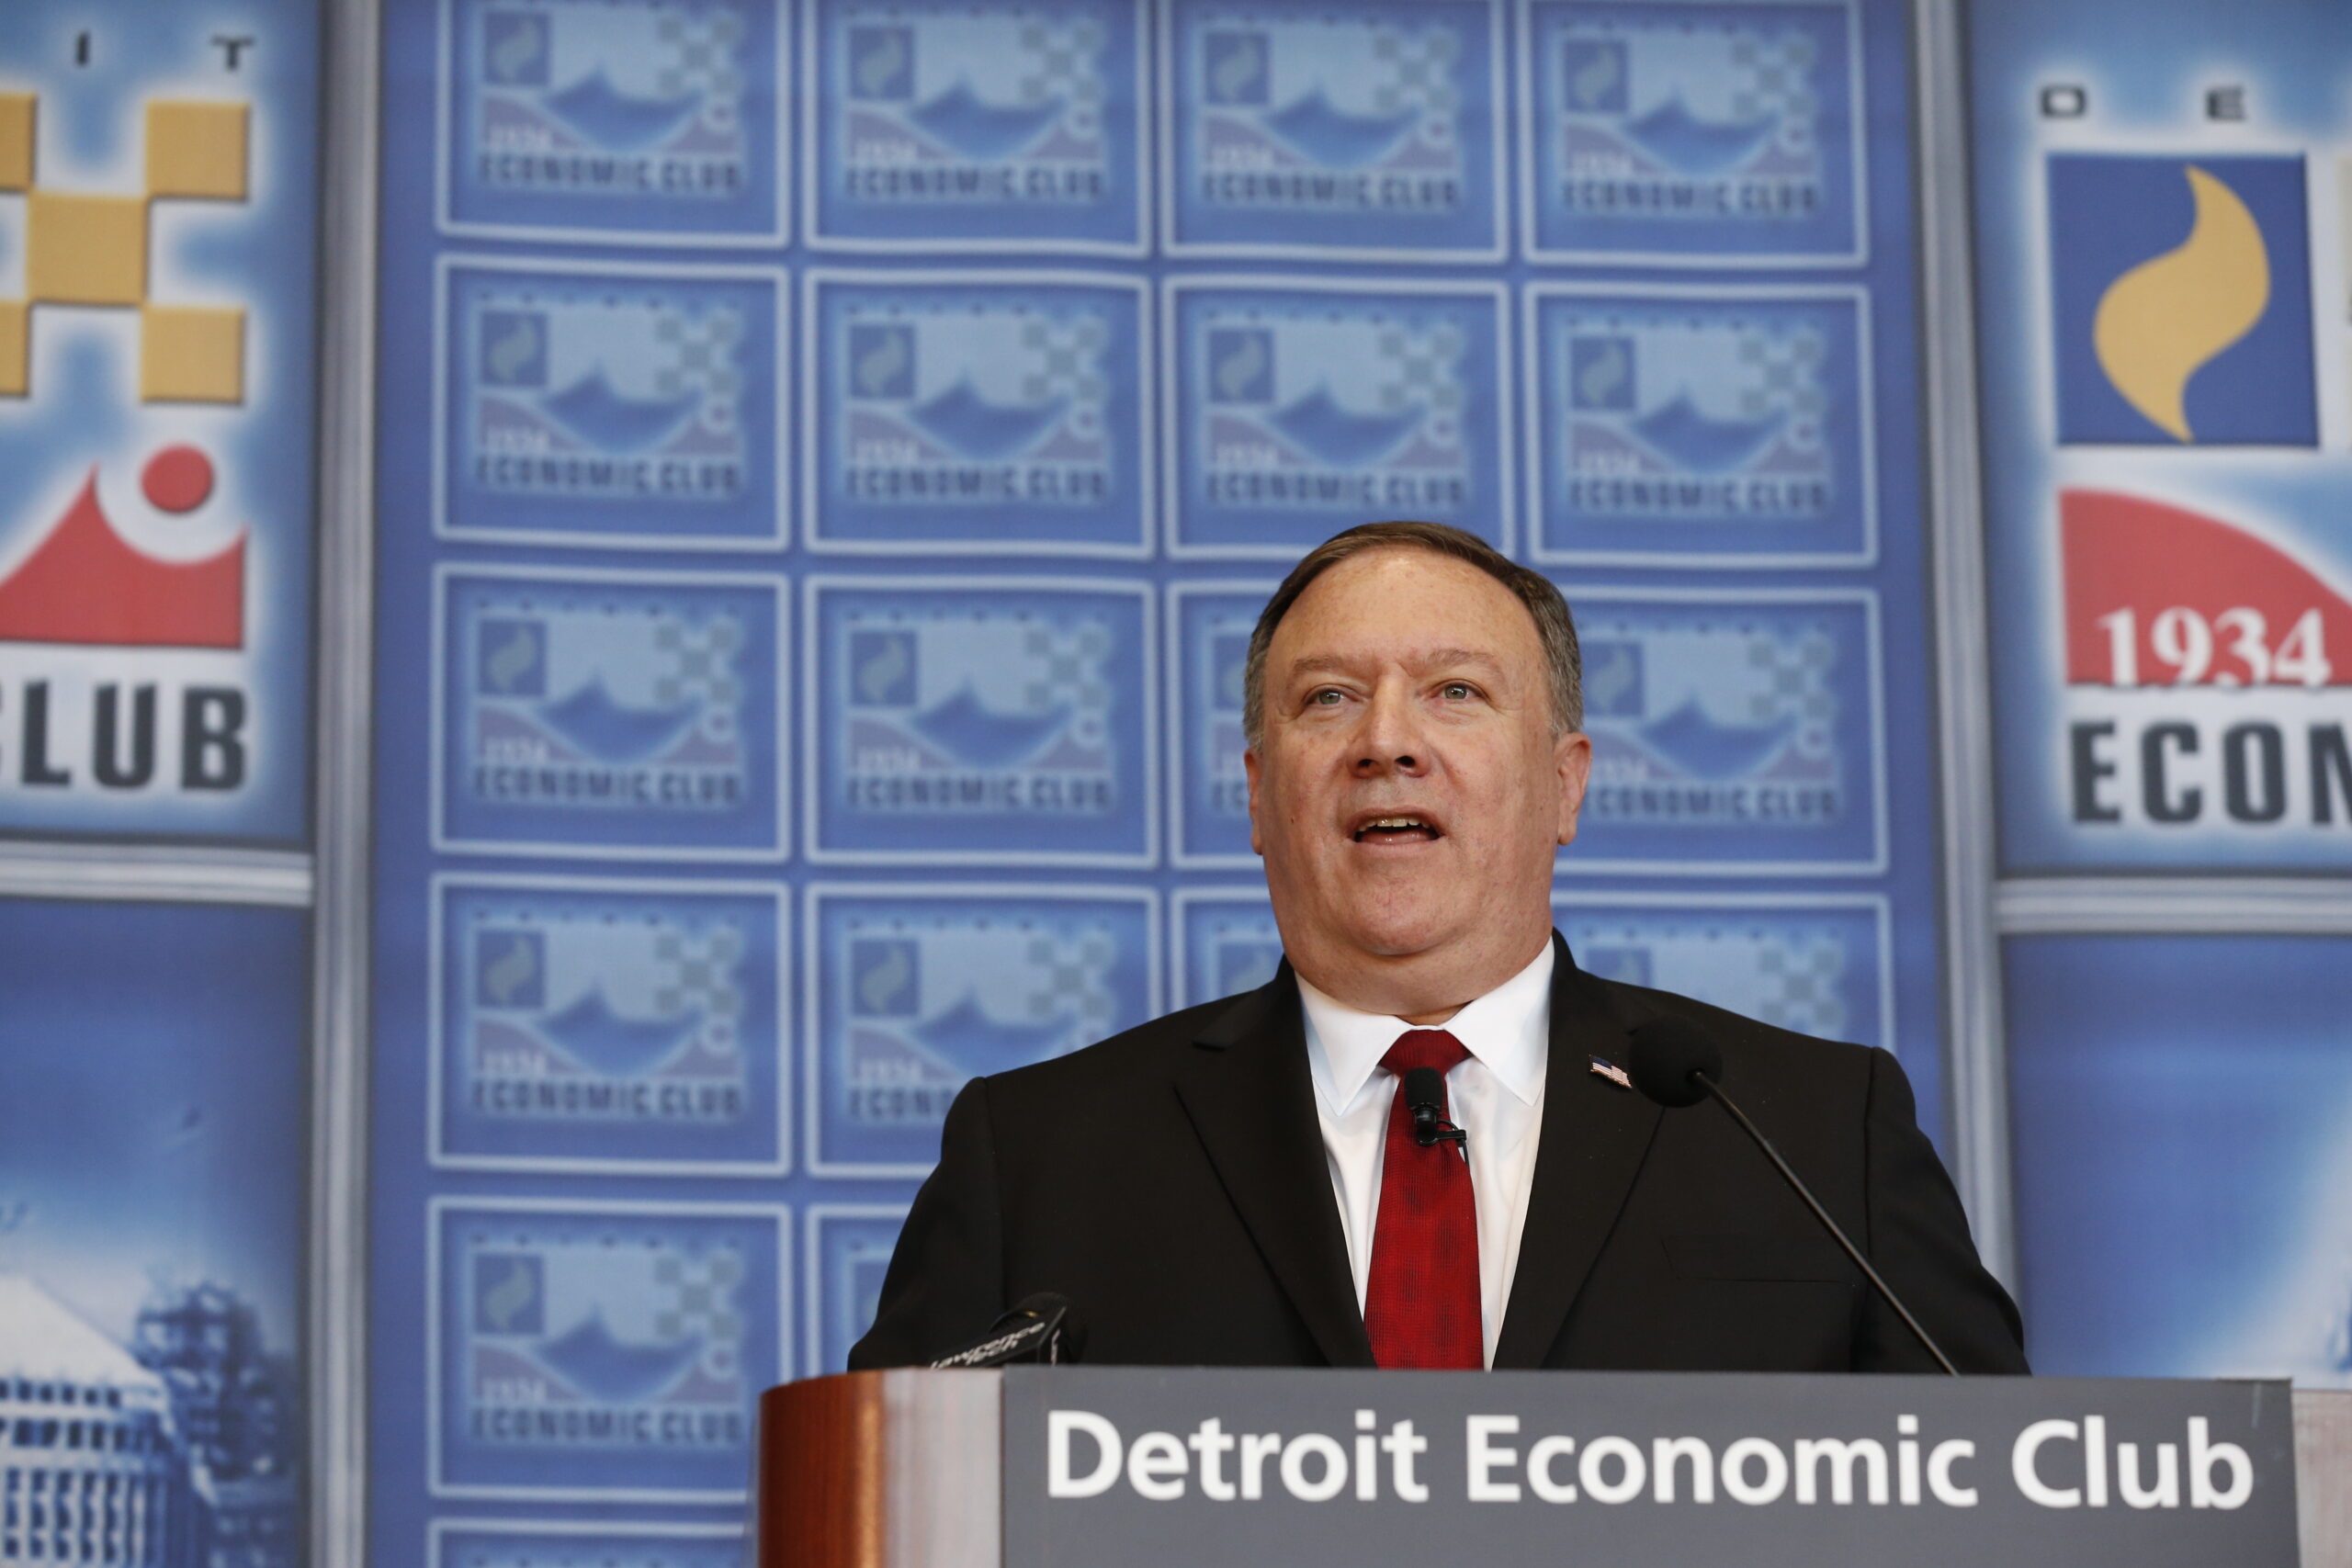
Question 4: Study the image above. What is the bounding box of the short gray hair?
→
[1241,521,1583,750]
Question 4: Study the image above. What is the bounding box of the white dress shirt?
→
[1297,942,1553,1367]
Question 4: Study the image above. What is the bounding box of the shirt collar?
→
[1299,940,1555,1116]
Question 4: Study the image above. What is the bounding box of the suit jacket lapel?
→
[1174,965,1376,1370]
[1492,936,1665,1370]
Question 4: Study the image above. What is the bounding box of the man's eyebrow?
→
[1281,648,1508,679]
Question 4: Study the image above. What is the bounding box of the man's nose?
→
[1352,684,1429,776]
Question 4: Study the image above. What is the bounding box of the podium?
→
[754,1367,2351,1567]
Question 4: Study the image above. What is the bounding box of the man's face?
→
[1245,547,1592,986]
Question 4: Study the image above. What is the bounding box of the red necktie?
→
[1363,1029,1484,1370]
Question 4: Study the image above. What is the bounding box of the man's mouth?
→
[1351,814,1443,844]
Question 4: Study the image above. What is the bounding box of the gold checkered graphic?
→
[0,95,250,402]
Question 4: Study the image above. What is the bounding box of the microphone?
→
[927,1292,1087,1369]
[1624,1017,1960,1376]
[1401,1065,1466,1153]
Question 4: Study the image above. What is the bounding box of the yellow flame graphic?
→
[2091,165,2271,442]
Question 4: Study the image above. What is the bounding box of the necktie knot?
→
[1381,1027,1469,1080]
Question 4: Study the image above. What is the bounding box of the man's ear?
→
[1243,746,1266,856]
[1553,730,1593,847]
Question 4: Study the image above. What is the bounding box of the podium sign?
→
[1001,1369,2301,1567]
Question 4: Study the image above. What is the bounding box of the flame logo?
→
[481,1258,538,1334]
[2091,165,2270,443]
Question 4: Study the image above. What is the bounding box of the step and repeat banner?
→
[0,3,319,1567]
[368,0,1943,1553]
[1965,0,2352,1383]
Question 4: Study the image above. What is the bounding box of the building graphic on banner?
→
[1163,0,1504,256]
[432,1201,785,1502]
[442,0,784,243]
[808,886,1157,1173]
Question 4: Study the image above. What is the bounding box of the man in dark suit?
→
[853,523,2027,1373]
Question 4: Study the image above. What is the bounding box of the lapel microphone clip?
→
[1402,1066,1468,1154]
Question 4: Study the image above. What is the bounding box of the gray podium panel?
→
[1000,1368,2301,1568]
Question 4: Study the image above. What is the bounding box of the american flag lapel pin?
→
[1589,1055,1632,1090]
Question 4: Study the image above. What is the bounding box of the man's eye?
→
[1307,689,1345,706]
[1441,682,1476,700]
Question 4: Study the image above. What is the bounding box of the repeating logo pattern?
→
[1170,586,1269,863]
[433,1524,743,1568]
[1174,892,1285,1007]
[808,888,1157,1172]
[432,1201,785,1500]
[1529,287,1872,564]
[437,570,785,858]
[2047,154,2315,447]
[1523,0,1863,265]
[1163,0,1503,257]
[1571,592,1883,872]
[808,0,1145,252]
[1554,897,1890,1045]
[434,879,786,1172]
[1167,281,1510,556]
[807,1207,910,1373]
[807,272,1149,554]
[808,579,1153,863]
[443,0,783,243]
[439,263,783,547]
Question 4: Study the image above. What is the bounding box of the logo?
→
[435,1527,743,1568]
[810,580,1152,863]
[815,0,1141,250]
[436,1201,782,1498]
[1172,588,1265,863]
[1168,0,1501,255]
[0,450,253,800]
[1555,899,1887,1044]
[809,274,1148,553]
[1171,283,1507,556]
[1532,288,1871,564]
[808,1209,909,1372]
[2055,489,2352,843]
[1176,895,1283,1007]
[442,264,782,546]
[0,92,249,403]
[447,0,781,241]
[1527,0,1862,262]
[436,881,785,1172]
[2047,155,2315,446]
[1573,593,1882,870]
[809,890,1155,1171]
[439,570,783,858]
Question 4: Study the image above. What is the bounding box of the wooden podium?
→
[753,1368,2351,1567]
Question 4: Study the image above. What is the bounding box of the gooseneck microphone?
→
[1624,1018,1960,1377]
[927,1292,1087,1369]
[1401,1066,1467,1153]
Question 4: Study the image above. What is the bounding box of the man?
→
[852,523,2027,1373]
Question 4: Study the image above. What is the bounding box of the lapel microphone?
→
[1402,1066,1467,1155]
[1624,1017,1960,1376]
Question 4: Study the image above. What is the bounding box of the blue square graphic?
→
[812,0,1145,250]
[2048,154,2316,447]
[808,1211,910,1373]
[436,880,788,1170]
[1205,329,1274,403]
[1568,335,1636,411]
[1176,895,1283,1007]
[1560,39,1627,112]
[470,1254,545,1335]
[1167,0,1504,256]
[444,0,783,242]
[438,571,785,860]
[1173,589,1268,863]
[847,630,919,705]
[809,276,1150,555]
[810,890,1157,1171]
[441,264,785,547]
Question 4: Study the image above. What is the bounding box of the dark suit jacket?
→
[851,936,2028,1373]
